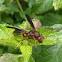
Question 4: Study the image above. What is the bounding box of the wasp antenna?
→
[6,26,13,28]
[6,26,19,30]
[25,14,36,30]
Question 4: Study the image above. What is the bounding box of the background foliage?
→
[0,0,62,62]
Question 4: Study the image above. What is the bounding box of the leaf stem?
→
[16,0,23,12]
[0,14,1,22]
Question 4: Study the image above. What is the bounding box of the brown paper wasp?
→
[6,14,44,48]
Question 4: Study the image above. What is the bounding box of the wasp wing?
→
[25,14,36,30]
[6,26,28,35]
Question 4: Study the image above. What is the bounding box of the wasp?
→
[6,14,44,47]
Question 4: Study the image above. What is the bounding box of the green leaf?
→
[0,53,18,62]
[29,56,35,62]
[19,21,32,30]
[25,0,35,8]
[18,55,35,62]
[41,13,62,26]
[35,0,45,4]
[0,48,3,56]
[1,15,14,25]
[0,21,61,46]
[53,0,62,10]
[20,45,32,62]
[19,8,32,19]
[18,56,24,62]
[36,44,62,62]
[32,0,53,14]
[0,24,20,47]
[0,53,25,62]
[3,0,20,13]
[0,3,7,12]
[0,0,4,3]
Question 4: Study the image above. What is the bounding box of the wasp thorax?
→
[34,31,40,38]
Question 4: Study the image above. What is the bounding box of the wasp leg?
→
[15,38,25,49]
[33,36,37,48]
[1,35,14,40]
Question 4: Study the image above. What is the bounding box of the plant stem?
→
[0,14,1,22]
[16,0,23,12]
